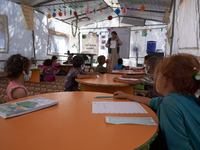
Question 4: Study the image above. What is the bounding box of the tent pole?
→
[32,31,36,64]
[170,0,176,55]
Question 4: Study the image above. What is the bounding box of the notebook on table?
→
[0,97,58,119]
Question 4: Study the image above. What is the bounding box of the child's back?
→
[38,59,58,82]
[4,54,31,101]
[114,58,124,70]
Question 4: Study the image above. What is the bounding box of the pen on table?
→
[95,96,113,98]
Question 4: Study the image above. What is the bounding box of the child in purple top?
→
[64,56,99,91]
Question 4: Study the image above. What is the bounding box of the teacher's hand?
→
[116,36,119,40]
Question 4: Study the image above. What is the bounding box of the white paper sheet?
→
[118,78,139,81]
[112,70,119,72]
[92,102,147,114]
[110,40,116,49]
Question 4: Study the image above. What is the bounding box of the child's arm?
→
[106,59,112,73]
[113,77,141,85]
[113,91,151,106]
[12,88,27,100]
[38,65,44,68]
[77,74,97,79]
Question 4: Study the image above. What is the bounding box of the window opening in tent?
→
[0,15,8,53]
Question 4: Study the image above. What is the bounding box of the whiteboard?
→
[109,28,130,58]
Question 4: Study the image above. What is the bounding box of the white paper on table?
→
[118,78,139,81]
[110,40,116,49]
[92,102,148,114]
[112,70,119,72]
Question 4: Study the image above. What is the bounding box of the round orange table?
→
[111,70,146,75]
[76,74,134,94]
[0,92,158,150]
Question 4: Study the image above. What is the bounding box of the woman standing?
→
[106,31,123,69]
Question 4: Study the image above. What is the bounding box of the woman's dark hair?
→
[43,59,53,66]
[52,55,57,61]
[4,54,31,80]
[118,58,123,65]
[73,56,85,68]
[111,31,117,35]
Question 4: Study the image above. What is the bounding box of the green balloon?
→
[82,35,86,39]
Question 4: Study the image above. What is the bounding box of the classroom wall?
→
[0,0,78,69]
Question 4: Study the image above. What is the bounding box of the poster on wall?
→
[82,34,99,54]
[21,4,34,30]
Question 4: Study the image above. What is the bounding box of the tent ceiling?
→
[7,0,172,27]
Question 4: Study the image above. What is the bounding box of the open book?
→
[0,97,58,119]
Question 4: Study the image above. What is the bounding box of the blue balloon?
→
[115,8,121,15]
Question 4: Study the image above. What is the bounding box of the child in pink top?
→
[4,54,31,102]
[38,59,58,82]
[52,55,67,75]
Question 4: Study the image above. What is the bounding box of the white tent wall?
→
[0,0,33,70]
[34,11,78,63]
[0,0,78,70]
[166,0,200,56]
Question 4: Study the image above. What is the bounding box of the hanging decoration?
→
[71,17,78,37]
[58,5,62,17]
[161,28,163,32]
[115,8,120,15]
[131,0,135,5]
[108,16,113,20]
[140,0,146,11]
[122,8,127,14]
[80,2,83,14]
[63,5,67,16]
[69,5,72,15]
[74,0,78,17]
[142,29,147,36]
[130,6,135,11]
[111,0,114,12]
[66,0,68,2]
[85,2,90,14]
[99,0,103,13]
[93,8,97,13]
[52,5,56,17]
[82,35,87,39]
[47,8,51,19]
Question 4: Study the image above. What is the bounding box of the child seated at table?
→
[94,55,112,74]
[4,54,31,102]
[38,59,58,82]
[64,56,99,91]
[113,56,162,98]
[113,54,200,150]
[114,58,129,70]
[52,55,67,75]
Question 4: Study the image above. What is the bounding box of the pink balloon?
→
[122,8,127,14]
[85,9,90,14]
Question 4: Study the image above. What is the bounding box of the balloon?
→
[74,11,78,17]
[130,6,135,11]
[93,8,96,13]
[47,14,51,19]
[100,7,102,13]
[108,16,113,20]
[58,12,62,17]
[140,5,146,11]
[52,12,56,17]
[85,9,90,14]
[115,8,120,14]
[122,8,127,14]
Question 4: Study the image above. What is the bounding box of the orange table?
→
[0,92,158,150]
[76,74,134,94]
[27,67,40,83]
[111,70,146,75]
[58,64,73,72]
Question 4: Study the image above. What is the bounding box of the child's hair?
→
[4,54,31,80]
[111,31,117,35]
[52,55,57,61]
[118,58,123,65]
[146,56,159,71]
[154,54,200,96]
[97,55,106,65]
[43,59,53,66]
[144,55,152,61]
[72,56,84,68]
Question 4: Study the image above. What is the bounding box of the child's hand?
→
[113,77,120,82]
[93,72,100,76]
[106,59,110,64]
[91,74,97,78]
[113,91,128,99]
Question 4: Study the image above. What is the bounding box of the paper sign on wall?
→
[21,4,34,30]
